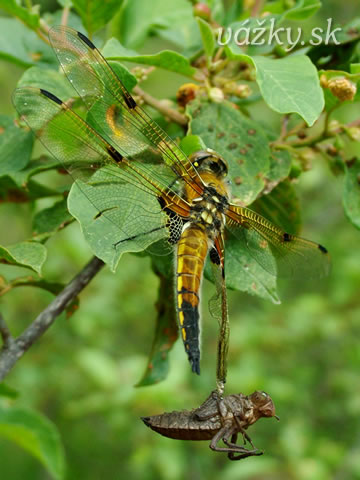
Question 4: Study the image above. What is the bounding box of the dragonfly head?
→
[190,149,228,178]
[249,391,277,419]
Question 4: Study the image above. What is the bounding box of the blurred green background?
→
[1,1,360,479]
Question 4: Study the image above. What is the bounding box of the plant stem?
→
[0,256,104,381]
[0,314,14,349]
[133,86,188,126]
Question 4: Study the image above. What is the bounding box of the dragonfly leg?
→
[210,426,262,460]
[227,434,263,460]
[232,416,255,448]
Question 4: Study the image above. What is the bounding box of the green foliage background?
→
[1,0,360,479]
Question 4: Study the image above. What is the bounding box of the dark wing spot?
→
[209,247,221,265]
[77,31,96,49]
[124,94,137,109]
[40,89,62,105]
[94,206,118,219]
[283,232,291,242]
[318,244,328,254]
[107,147,123,163]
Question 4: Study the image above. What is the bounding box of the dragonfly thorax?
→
[188,184,229,237]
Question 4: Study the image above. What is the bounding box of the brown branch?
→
[133,86,188,126]
[0,256,104,381]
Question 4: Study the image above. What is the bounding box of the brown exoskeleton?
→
[142,390,277,460]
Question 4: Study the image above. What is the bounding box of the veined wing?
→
[225,203,330,278]
[13,87,191,251]
[48,26,202,194]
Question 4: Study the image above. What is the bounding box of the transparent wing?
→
[48,26,203,194]
[13,87,191,253]
[226,203,330,278]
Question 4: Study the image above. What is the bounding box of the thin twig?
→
[0,256,104,381]
[133,86,188,126]
[0,314,14,349]
[282,119,307,140]
[251,0,264,17]
[273,118,360,149]
[279,114,290,141]
[61,6,70,26]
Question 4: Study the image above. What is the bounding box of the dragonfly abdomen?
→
[176,225,208,375]
[142,409,220,441]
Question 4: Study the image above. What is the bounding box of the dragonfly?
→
[13,26,330,384]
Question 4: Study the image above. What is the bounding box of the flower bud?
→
[208,87,224,103]
[176,83,200,107]
[193,3,211,21]
[328,77,357,102]
[345,127,360,142]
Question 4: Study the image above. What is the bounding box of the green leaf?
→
[224,0,243,25]
[0,241,47,274]
[16,67,76,103]
[0,405,65,480]
[225,236,280,303]
[197,17,215,66]
[0,384,19,399]
[179,134,206,156]
[307,18,360,71]
[118,0,197,49]
[0,275,64,296]
[71,0,124,35]
[0,176,60,202]
[187,99,271,205]
[263,0,321,20]
[252,180,301,234]
[0,115,34,177]
[267,149,292,185]
[282,0,321,20]
[0,17,54,67]
[343,157,360,230]
[224,50,324,126]
[137,255,178,386]
[68,173,167,272]
[57,0,73,7]
[102,38,197,77]
[0,0,40,30]
[108,62,137,91]
[204,235,280,303]
[4,157,60,188]
[33,199,72,236]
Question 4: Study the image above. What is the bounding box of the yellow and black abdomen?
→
[176,225,208,375]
